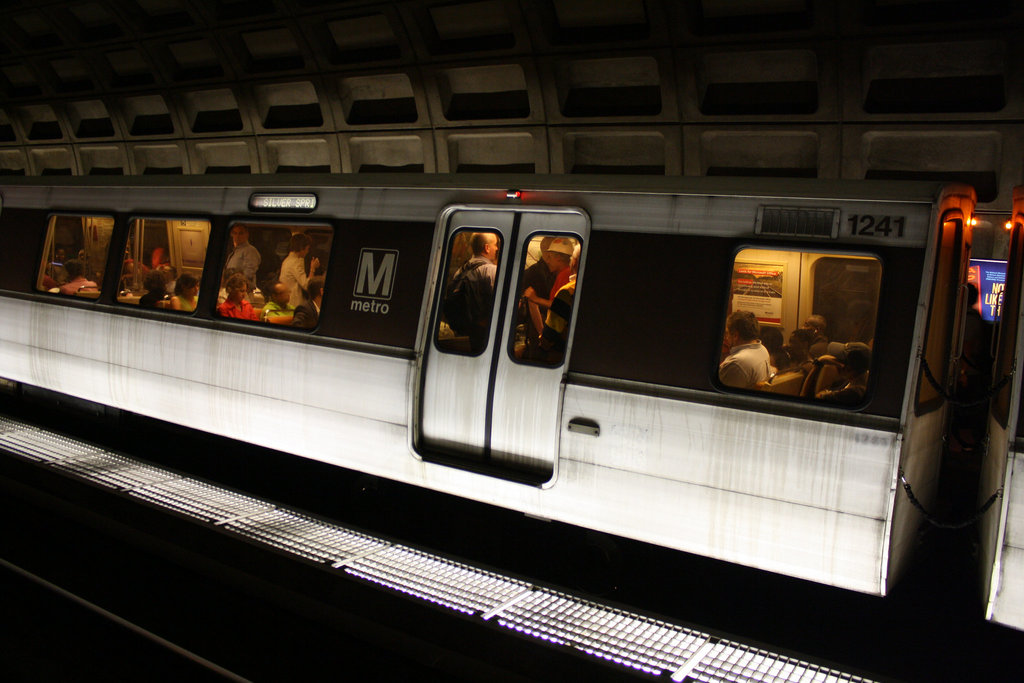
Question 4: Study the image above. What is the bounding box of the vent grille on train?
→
[756,206,839,238]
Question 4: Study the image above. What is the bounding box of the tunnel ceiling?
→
[0,0,1021,208]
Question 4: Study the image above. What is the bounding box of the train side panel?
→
[0,176,966,596]
[559,386,895,592]
[983,186,1024,630]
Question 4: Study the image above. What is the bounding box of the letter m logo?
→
[353,249,399,300]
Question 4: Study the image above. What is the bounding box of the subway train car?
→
[982,186,1024,629]
[0,175,978,596]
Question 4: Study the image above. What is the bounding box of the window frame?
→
[36,211,116,300]
[506,230,584,369]
[116,214,213,314]
[216,218,336,331]
[716,243,885,408]
[433,227,505,357]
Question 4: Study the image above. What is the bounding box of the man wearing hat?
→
[816,342,871,404]
[521,237,575,342]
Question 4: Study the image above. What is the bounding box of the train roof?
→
[0,173,961,205]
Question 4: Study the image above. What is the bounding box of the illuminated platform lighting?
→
[0,415,876,682]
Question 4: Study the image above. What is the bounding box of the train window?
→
[36,214,114,298]
[512,234,581,366]
[719,248,881,405]
[117,218,211,311]
[436,230,502,355]
[216,222,333,329]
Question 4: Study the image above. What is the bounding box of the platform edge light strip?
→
[0,414,878,683]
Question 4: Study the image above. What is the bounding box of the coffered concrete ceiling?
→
[0,0,1020,208]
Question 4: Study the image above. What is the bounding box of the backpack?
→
[442,260,485,335]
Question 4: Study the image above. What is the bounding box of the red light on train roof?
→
[506,189,522,200]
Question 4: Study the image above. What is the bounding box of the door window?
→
[512,234,581,366]
[435,229,502,355]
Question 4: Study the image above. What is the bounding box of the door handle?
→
[567,417,599,437]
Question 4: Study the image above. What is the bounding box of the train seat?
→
[767,370,805,395]
[800,356,842,397]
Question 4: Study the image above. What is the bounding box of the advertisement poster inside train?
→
[731,262,784,324]
[968,258,1006,322]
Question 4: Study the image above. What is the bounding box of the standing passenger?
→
[538,245,580,361]
[521,238,574,337]
[444,232,499,352]
[719,311,771,388]
[280,233,320,308]
[225,225,261,287]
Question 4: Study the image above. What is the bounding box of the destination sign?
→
[249,193,318,212]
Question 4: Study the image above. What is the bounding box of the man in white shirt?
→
[225,224,261,287]
[719,310,771,389]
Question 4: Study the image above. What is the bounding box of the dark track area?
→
[2,394,1022,682]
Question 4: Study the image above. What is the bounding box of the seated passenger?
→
[58,259,99,295]
[802,314,829,358]
[816,343,871,404]
[217,272,258,320]
[783,328,816,375]
[292,275,324,329]
[139,271,168,307]
[260,281,295,324]
[170,273,199,312]
[159,264,178,296]
[217,268,242,305]
[760,326,786,375]
[719,311,771,389]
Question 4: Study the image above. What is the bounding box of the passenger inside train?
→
[259,281,295,324]
[217,272,258,320]
[213,223,332,327]
[515,235,579,362]
[815,343,872,404]
[138,271,168,308]
[170,273,199,312]
[723,247,880,404]
[437,230,501,354]
[37,214,112,297]
[536,243,580,364]
[719,311,772,389]
[117,218,209,310]
[519,237,576,349]
[292,276,324,329]
[43,214,336,327]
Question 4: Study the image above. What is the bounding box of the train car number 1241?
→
[848,214,906,238]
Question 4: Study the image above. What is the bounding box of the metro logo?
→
[353,248,398,300]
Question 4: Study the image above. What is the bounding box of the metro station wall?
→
[0,0,1021,209]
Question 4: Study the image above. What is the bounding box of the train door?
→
[416,206,589,484]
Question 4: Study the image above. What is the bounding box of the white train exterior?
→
[0,175,979,597]
[982,186,1024,629]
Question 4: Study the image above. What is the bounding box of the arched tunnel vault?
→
[0,0,1021,208]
